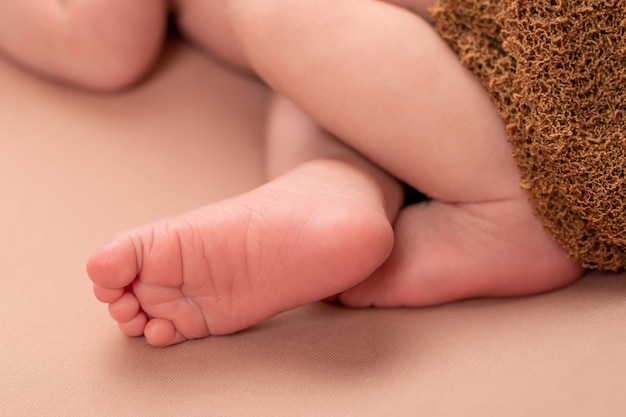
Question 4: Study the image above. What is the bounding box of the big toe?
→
[87,235,140,289]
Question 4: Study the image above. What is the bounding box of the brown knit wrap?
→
[430,0,626,270]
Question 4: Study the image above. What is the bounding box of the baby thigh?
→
[228,0,519,204]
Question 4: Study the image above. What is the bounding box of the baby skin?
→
[0,0,584,346]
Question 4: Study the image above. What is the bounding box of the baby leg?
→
[229,0,584,307]
[87,92,403,347]
[171,0,435,74]
[0,0,168,90]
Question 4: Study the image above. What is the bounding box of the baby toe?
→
[144,318,187,347]
[108,292,141,322]
[86,236,140,289]
[118,312,148,338]
[93,284,124,303]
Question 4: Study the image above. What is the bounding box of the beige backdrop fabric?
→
[1,40,626,417]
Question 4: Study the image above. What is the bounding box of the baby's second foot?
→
[337,193,585,307]
[87,160,394,346]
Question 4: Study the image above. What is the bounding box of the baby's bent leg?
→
[0,0,168,90]
[229,0,519,203]
[229,0,584,306]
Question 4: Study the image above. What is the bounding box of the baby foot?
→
[338,193,585,308]
[87,160,394,346]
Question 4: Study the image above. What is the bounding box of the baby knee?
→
[0,0,168,91]
[67,1,169,91]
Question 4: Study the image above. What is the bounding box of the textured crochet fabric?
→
[430,0,626,270]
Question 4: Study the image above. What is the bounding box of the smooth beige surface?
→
[2,40,626,417]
